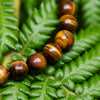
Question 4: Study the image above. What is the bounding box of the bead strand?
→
[0,0,78,84]
[43,0,77,61]
[58,1,78,31]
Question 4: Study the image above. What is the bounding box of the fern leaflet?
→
[0,0,18,64]
[46,28,100,70]
[0,75,34,100]
[82,0,100,28]
[30,74,64,100]
[22,0,43,16]
[16,0,58,58]
[1,0,100,100]
[74,74,100,100]
[53,43,100,91]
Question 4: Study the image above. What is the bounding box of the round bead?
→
[27,53,47,69]
[59,15,78,31]
[43,43,62,62]
[58,1,76,15]
[0,66,9,85]
[55,30,74,49]
[9,61,28,80]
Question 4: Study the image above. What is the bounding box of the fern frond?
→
[2,0,58,66]
[46,28,100,72]
[2,0,100,100]
[17,0,58,58]
[74,74,100,99]
[1,0,60,99]
[82,0,100,28]
[29,39,100,99]
[20,0,43,25]
[56,74,100,100]
[54,43,100,91]
[30,75,63,100]
[0,75,34,100]
[0,0,18,64]
[22,0,43,16]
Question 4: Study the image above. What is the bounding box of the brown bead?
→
[59,15,78,31]
[9,61,28,80]
[55,30,74,49]
[58,1,76,15]
[43,43,62,62]
[27,53,47,69]
[0,66,9,85]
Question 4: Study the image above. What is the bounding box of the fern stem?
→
[2,51,26,67]
[61,86,75,97]
[38,77,48,100]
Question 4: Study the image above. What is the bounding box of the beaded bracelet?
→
[0,0,78,85]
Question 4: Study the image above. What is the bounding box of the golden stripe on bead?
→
[43,43,62,62]
[59,15,78,31]
[55,30,74,49]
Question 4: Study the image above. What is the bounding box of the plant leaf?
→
[0,0,18,64]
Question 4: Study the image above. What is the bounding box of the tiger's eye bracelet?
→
[0,0,77,84]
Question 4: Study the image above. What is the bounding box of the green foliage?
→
[1,0,100,100]
[20,0,43,26]
[0,0,60,100]
[81,0,100,28]
[30,75,63,100]
[50,43,100,93]
[0,0,18,64]
[22,0,43,16]
[46,28,100,70]
[0,76,34,100]
[53,74,100,100]
[74,0,81,12]
[61,44,100,82]
[17,0,59,58]
[74,74,100,100]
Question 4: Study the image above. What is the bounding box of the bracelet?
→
[0,0,78,85]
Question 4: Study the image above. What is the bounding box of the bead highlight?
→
[59,15,78,31]
[55,30,74,49]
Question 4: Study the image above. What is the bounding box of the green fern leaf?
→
[1,0,60,100]
[22,0,43,16]
[0,76,33,100]
[2,0,59,66]
[0,0,18,64]
[20,0,43,26]
[53,44,100,91]
[82,0,100,28]
[46,28,100,72]
[30,75,63,100]
[74,74,100,99]
[16,0,58,58]
[2,0,100,100]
